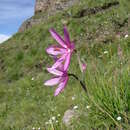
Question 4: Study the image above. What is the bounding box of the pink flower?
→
[46,26,75,71]
[44,66,69,96]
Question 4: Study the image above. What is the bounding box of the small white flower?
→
[125,34,128,38]
[80,33,83,36]
[98,55,103,58]
[45,122,49,125]
[52,116,56,121]
[38,127,41,130]
[49,119,52,124]
[117,116,121,121]
[56,120,59,123]
[31,77,34,81]
[104,51,108,54]
[73,105,78,109]
[57,114,61,117]
[32,127,35,130]
[72,96,75,100]
[86,105,90,109]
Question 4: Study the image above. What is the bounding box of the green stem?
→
[68,73,88,93]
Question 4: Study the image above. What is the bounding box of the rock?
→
[35,0,50,14]
[18,0,80,32]
[35,0,79,15]
[62,109,77,127]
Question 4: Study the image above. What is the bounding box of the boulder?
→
[62,109,78,127]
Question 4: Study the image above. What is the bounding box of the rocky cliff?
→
[34,0,79,15]
[19,0,79,32]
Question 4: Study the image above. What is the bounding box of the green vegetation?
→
[0,0,129,129]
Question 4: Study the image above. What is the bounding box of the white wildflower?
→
[98,55,103,58]
[45,122,49,125]
[57,114,61,117]
[86,105,90,109]
[49,119,52,124]
[73,105,78,110]
[125,34,128,38]
[32,127,35,130]
[31,77,34,81]
[80,33,83,36]
[117,116,121,121]
[52,116,56,121]
[104,51,108,54]
[56,120,59,123]
[38,127,41,130]
[72,96,75,100]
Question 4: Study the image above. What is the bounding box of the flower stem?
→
[68,73,88,93]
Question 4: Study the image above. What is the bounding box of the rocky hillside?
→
[0,0,130,129]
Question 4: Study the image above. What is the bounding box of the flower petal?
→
[53,56,58,62]
[46,45,65,55]
[58,63,64,71]
[44,77,61,86]
[64,53,71,71]
[49,29,67,48]
[52,56,64,70]
[47,68,63,76]
[70,42,75,50]
[54,76,69,96]
[51,55,65,69]
[64,26,71,46]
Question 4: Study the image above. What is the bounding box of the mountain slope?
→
[0,0,130,129]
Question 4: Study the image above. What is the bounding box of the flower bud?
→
[82,63,87,72]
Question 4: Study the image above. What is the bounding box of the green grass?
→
[0,0,130,129]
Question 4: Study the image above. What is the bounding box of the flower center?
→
[54,47,60,51]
